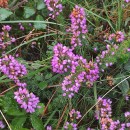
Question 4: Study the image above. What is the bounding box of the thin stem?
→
[0,110,12,130]
[68,98,72,111]
[78,75,130,124]
[93,83,101,129]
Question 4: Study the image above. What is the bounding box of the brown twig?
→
[56,104,68,130]
[41,90,57,118]
[47,84,61,88]
[0,85,16,96]
[10,0,28,11]
[0,110,12,130]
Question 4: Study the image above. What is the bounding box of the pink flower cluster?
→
[46,125,52,130]
[0,121,5,129]
[69,109,82,120]
[89,97,130,130]
[67,5,88,49]
[62,61,99,98]
[0,25,16,49]
[14,87,40,113]
[44,0,63,19]
[96,44,119,70]
[62,72,86,98]
[18,23,25,30]
[104,31,125,43]
[51,43,78,74]
[64,122,77,130]
[95,97,112,120]
[64,109,81,130]
[52,43,99,98]
[125,112,130,118]
[0,55,27,87]
[125,0,130,2]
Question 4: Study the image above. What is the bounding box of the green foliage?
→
[0,91,26,116]
[34,15,46,30]
[0,8,13,21]
[38,81,48,90]
[98,40,130,70]
[0,0,130,129]
[24,7,36,19]
[11,116,27,129]
[36,0,45,10]
[30,114,44,130]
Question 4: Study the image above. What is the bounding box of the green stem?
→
[68,98,72,111]
[93,83,101,129]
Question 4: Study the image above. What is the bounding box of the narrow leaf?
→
[30,114,44,130]
[0,8,13,21]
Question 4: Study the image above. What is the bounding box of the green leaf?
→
[118,80,129,95]
[37,0,45,10]
[0,8,13,21]
[35,75,43,81]
[45,73,52,79]
[38,81,47,90]
[30,114,44,130]
[17,129,29,130]
[34,15,46,30]
[124,60,130,71]
[115,74,130,95]
[125,17,130,26]
[7,108,26,116]
[11,116,27,129]
[35,103,45,115]
[24,7,35,18]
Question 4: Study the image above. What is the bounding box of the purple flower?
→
[2,25,12,32]
[51,43,78,74]
[125,0,130,2]
[0,55,27,87]
[124,112,130,118]
[14,87,40,113]
[69,109,82,119]
[127,48,130,52]
[46,125,52,130]
[67,5,88,48]
[105,31,125,43]
[0,121,5,129]
[64,122,77,130]
[44,0,63,19]
[0,25,16,49]
[52,44,99,98]
[115,31,125,42]
[61,58,99,98]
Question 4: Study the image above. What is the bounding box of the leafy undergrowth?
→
[0,0,130,130]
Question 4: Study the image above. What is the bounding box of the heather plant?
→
[0,0,130,130]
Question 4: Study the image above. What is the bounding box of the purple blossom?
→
[52,44,99,98]
[51,43,78,74]
[104,31,125,43]
[69,109,82,119]
[0,25,16,49]
[64,122,77,130]
[108,33,115,41]
[2,25,12,32]
[44,0,63,19]
[14,87,40,113]
[125,0,130,2]
[0,121,5,129]
[115,31,125,42]
[127,48,130,52]
[46,125,52,130]
[0,55,27,87]
[124,112,130,118]
[61,58,99,98]
[67,5,88,48]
